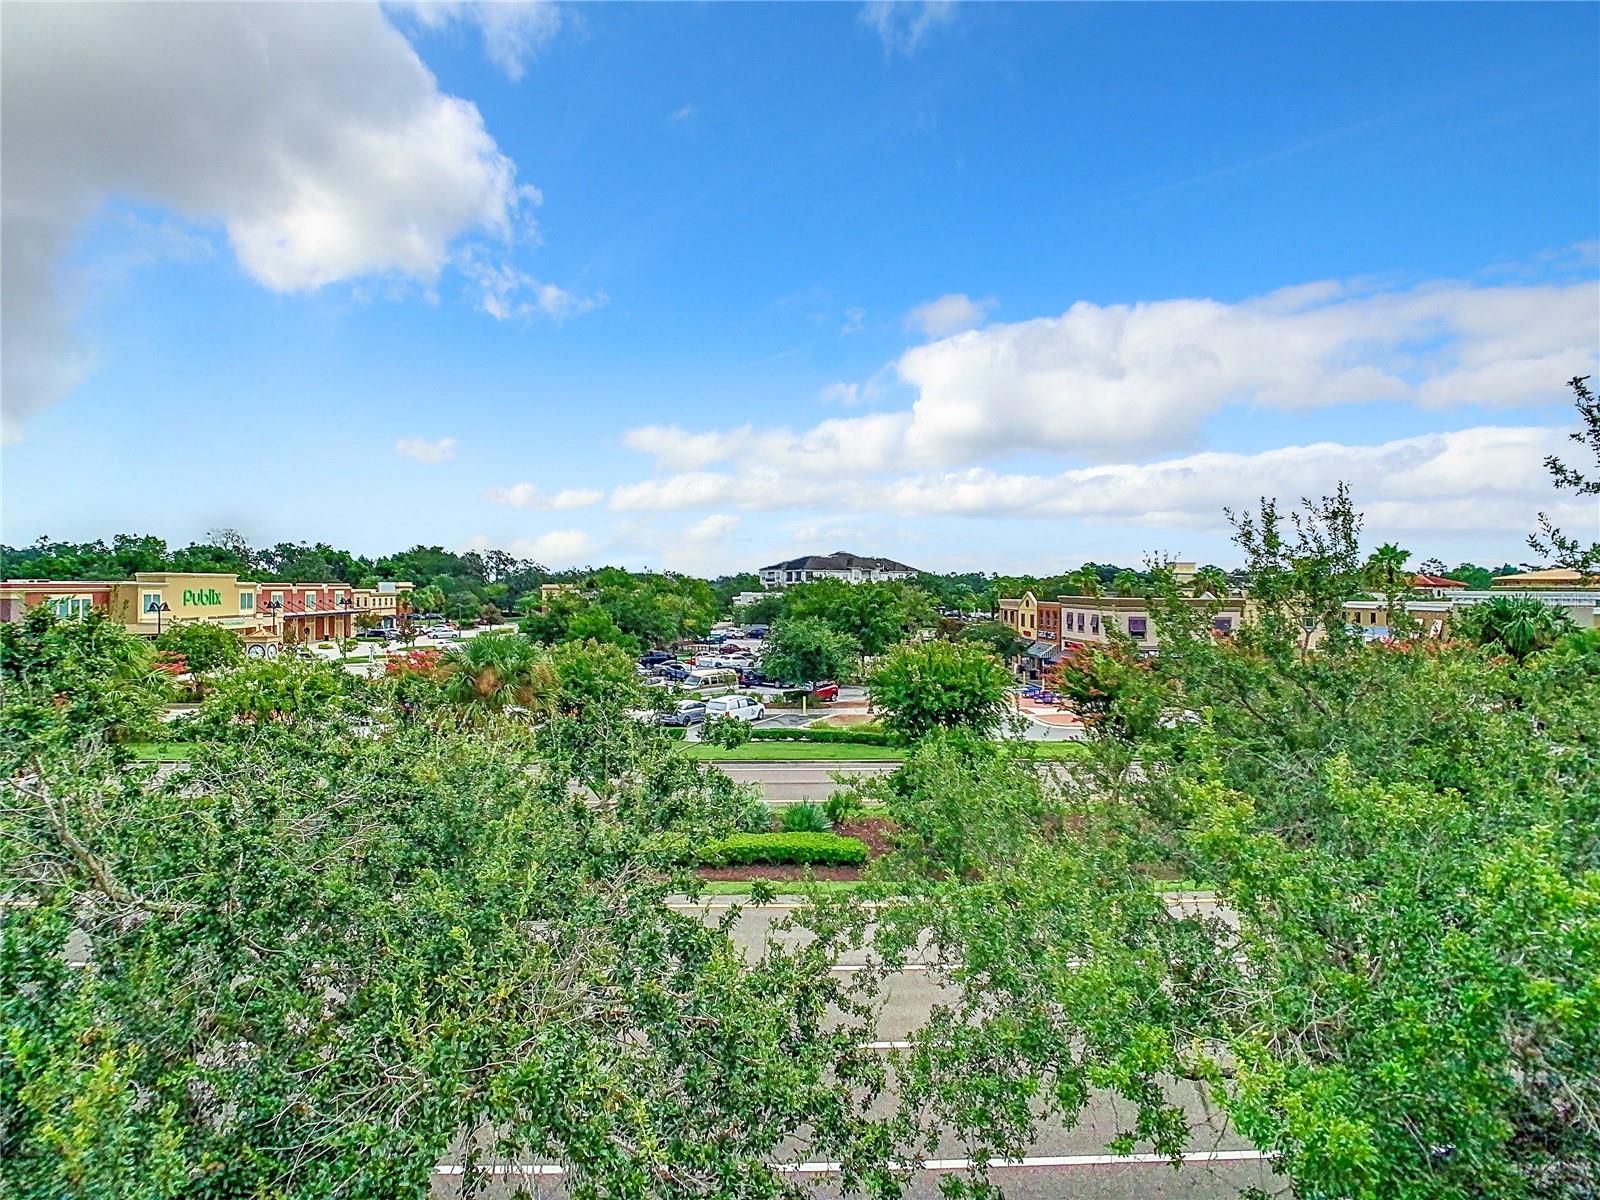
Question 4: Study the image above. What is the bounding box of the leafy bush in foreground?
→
[696,832,868,867]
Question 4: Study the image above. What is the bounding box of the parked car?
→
[355,628,390,641]
[810,680,840,702]
[639,650,675,667]
[659,700,707,726]
[658,662,691,681]
[738,669,771,687]
[687,667,739,689]
[745,625,769,639]
[705,695,765,723]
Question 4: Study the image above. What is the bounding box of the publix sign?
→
[182,588,224,607]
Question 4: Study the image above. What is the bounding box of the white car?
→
[704,695,765,722]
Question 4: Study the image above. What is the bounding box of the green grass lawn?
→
[128,741,195,761]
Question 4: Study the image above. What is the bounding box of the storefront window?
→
[142,591,162,617]
[239,592,255,611]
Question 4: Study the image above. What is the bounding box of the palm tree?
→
[1192,565,1230,599]
[1365,543,1411,591]
[1111,570,1141,598]
[1066,568,1101,597]
[1456,596,1575,661]
[439,631,556,713]
[1365,542,1412,628]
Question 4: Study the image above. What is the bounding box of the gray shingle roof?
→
[759,551,920,574]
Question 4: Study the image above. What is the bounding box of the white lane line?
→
[862,1040,913,1049]
[830,962,933,973]
[436,1149,1271,1177]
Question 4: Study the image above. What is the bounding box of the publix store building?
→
[0,572,357,651]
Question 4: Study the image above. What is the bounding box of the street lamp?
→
[266,599,283,631]
[146,599,171,636]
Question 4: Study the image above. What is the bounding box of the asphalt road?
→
[712,761,898,803]
[429,898,1274,1199]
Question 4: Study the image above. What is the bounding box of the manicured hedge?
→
[696,832,869,867]
[749,727,895,747]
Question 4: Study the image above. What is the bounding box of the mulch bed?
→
[692,814,898,883]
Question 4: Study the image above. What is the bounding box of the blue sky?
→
[3,1,1597,575]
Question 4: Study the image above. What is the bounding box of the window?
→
[1077,612,1085,631]
[1091,614,1099,633]
[239,592,255,612]
[50,596,89,619]
[305,590,317,610]
[142,591,162,618]
[1127,617,1148,637]
[1213,616,1233,635]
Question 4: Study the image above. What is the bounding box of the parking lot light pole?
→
[146,599,171,636]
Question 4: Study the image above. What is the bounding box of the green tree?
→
[438,631,556,713]
[1,703,914,1198]
[1365,541,1413,629]
[548,638,641,718]
[154,621,244,676]
[866,638,1012,742]
[193,658,350,730]
[1110,569,1142,597]
[1529,375,1600,571]
[960,619,1026,662]
[1191,564,1230,598]
[564,604,640,654]
[1455,595,1577,661]
[0,608,168,765]
[854,487,1600,1200]
[410,584,447,616]
[760,617,857,686]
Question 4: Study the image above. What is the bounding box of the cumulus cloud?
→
[390,1,561,81]
[860,1,957,54]
[396,436,457,463]
[904,292,995,338]
[0,3,537,440]
[468,529,597,566]
[617,276,1598,475]
[485,482,605,510]
[609,425,1582,538]
[683,513,741,543]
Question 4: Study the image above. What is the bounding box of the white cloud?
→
[396,436,457,463]
[683,513,741,543]
[668,103,696,125]
[0,3,536,440]
[841,305,866,334]
[390,1,562,81]
[604,425,1583,539]
[616,276,1599,476]
[485,483,605,510]
[528,529,596,565]
[860,1,957,55]
[819,382,861,406]
[904,292,995,338]
[469,529,597,566]
[461,252,606,322]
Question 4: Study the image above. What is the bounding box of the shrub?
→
[749,726,895,746]
[824,793,865,825]
[703,713,754,749]
[696,832,868,868]
[781,802,832,833]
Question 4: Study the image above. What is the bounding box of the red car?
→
[810,680,840,702]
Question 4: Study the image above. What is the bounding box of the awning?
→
[1024,641,1059,659]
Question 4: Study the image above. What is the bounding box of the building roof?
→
[760,551,920,574]
[1412,574,1466,589]
[1491,568,1594,588]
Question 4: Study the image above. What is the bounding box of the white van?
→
[704,695,766,722]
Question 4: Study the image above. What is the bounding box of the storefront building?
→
[352,581,415,629]
[1,572,359,647]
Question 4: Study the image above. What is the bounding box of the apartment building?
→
[758,551,920,588]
